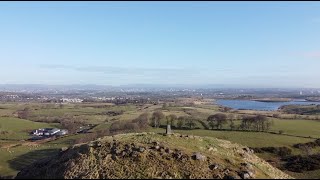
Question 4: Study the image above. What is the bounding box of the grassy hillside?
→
[15,133,292,179]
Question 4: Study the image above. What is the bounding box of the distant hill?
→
[15,132,292,179]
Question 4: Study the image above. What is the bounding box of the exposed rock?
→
[152,141,160,146]
[208,147,217,152]
[138,147,145,153]
[60,147,69,152]
[173,150,183,159]
[120,151,127,157]
[192,152,206,161]
[111,154,117,161]
[180,154,190,162]
[239,171,255,179]
[242,147,254,154]
[209,164,219,170]
[223,168,230,174]
[130,151,140,158]
[223,175,236,179]
[15,133,293,179]
[165,148,171,153]
[240,162,254,171]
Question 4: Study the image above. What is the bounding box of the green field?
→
[0,117,59,140]
[270,119,320,138]
[149,128,312,148]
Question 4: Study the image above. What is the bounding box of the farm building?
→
[31,128,68,137]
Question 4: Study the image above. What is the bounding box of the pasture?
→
[1,102,320,178]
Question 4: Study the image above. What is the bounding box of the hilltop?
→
[15,132,292,179]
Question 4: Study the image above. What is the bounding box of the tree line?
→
[207,113,273,132]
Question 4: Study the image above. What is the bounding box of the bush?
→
[258,146,292,157]
[284,154,320,172]
[293,141,319,149]
[278,147,292,157]
[251,147,263,153]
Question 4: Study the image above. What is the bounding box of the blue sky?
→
[0,2,320,88]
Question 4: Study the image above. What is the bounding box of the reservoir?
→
[215,99,320,111]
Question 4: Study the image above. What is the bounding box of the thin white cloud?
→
[39,64,233,75]
[303,51,320,58]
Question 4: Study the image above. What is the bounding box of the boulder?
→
[155,145,161,150]
[60,147,69,152]
[209,164,219,170]
[223,175,236,179]
[208,147,217,152]
[138,147,145,153]
[192,152,206,161]
[239,171,254,179]
[173,151,183,159]
[243,147,254,154]
[165,148,171,153]
[240,162,254,171]
[152,141,160,146]
[111,154,117,161]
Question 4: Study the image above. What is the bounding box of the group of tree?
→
[207,113,228,130]
[239,114,273,132]
[60,118,86,134]
[207,113,273,132]
[150,111,197,129]
[110,112,150,134]
[16,107,31,119]
[151,111,165,128]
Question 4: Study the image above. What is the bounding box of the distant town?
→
[0,84,320,104]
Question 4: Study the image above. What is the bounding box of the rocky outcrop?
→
[16,132,293,179]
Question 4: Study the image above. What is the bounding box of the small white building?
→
[31,128,68,137]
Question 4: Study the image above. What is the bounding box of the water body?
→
[215,99,320,111]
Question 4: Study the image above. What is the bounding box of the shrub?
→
[284,154,320,172]
[258,146,292,157]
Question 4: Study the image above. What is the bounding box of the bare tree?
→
[166,114,177,127]
[132,112,149,128]
[185,116,196,129]
[60,118,85,134]
[253,115,268,131]
[162,103,168,109]
[207,113,227,130]
[151,111,165,128]
[240,115,255,130]
[227,114,235,120]
[229,119,236,130]
[177,116,186,129]
[17,107,31,119]
[301,145,313,156]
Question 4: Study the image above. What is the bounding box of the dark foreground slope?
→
[16,132,292,179]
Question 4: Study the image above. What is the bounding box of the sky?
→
[0,2,320,88]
